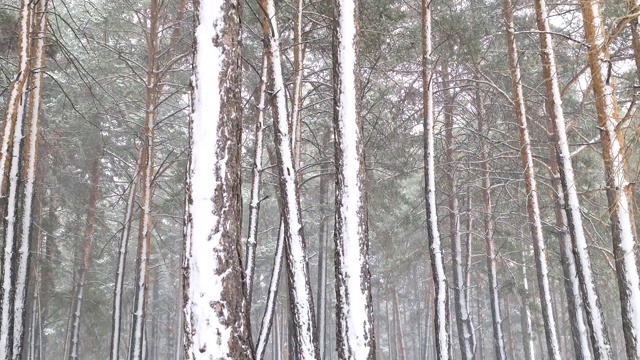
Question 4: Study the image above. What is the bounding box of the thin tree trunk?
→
[109,164,140,360]
[443,65,475,360]
[421,1,450,358]
[520,251,535,360]
[332,0,376,355]
[503,0,561,357]
[392,288,405,360]
[255,223,284,360]
[547,142,593,360]
[315,129,331,360]
[628,0,640,80]
[533,0,610,357]
[259,0,319,357]
[579,0,640,358]
[67,156,100,360]
[474,80,506,360]
[245,53,268,307]
[182,0,253,357]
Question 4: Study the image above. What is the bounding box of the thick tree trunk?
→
[182,0,253,358]
[259,0,319,357]
[67,156,100,360]
[442,65,475,360]
[421,1,450,358]
[332,0,376,355]
[579,1,640,358]
[533,0,610,357]
[474,81,506,360]
[503,0,561,357]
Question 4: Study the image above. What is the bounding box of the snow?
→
[264,0,319,356]
[334,0,374,356]
[184,0,232,357]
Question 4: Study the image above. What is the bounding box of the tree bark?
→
[532,0,611,357]
[474,80,506,360]
[332,0,376,355]
[421,1,450,358]
[579,0,640,358]
[443,65,475,360]
[182,0,254,358]
[258,0,319,357]
[503,0,562,357]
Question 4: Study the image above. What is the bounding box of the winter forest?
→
[0,0,639,357]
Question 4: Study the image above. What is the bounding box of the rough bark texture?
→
[579,0,640,358]
[332,0,376,356]
[503,0,561,357]
[182,0,254,358]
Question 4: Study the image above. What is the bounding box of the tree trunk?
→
[520,251,535,360]
[443,65,475,360]
[315,129,331,360]
[182,0,253,358]
[392,288,405,360]
[109,165,140,360]
[67,156,100,360]
[474,80,506,360]
[579,0,640,358]
[245,52,268,308]
[258,0,319,357]
[421,1,450,358]
[533,0,611,357]
[503,0,561,357]
[332,0,376,355]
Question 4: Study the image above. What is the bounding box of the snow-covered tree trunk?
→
[109,168,139,360]
[0,0,32,211]
[245,53,268,307]
[548,146,593,360]
[475,81,506,360]
[503,0,561,358]
[255,223,284,360]
[129,1,160,357]
[421,1,450,358]
[332,0,376,355]
[442,66,475,360]
[259,0,319,357]
[10,2,48,358]
[579,0,640,358]
[519,250,535,360]
[533,0,611,357]
[183,0,253,358]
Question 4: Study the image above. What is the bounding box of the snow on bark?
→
[183,0,253,358]
[245,53,268,306]
[579,0,640,357]
[0,0,31,205]
[332,0,376,356]
[259,0,319,357]
[421,1,450,359]
[533,0,609,357]
[11,2,48,358]
[109,170,139,360]
[255,223,284,360]
[503,0,561,358]
[520,250,535,360]
[475,83,506,360]
[442,67,475,360]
